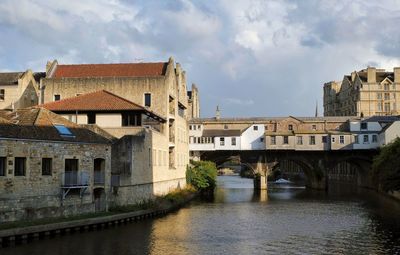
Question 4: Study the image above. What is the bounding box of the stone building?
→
[0,108,111,223]
[323,67,400,117]
[41,57,192,197]
[39,89,187,204]
[0,70,44,110]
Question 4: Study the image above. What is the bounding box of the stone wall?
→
[0,70,39,110]
[0,139,111,223]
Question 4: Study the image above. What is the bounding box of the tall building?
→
[41,57,195,198]
[323,67,400,117]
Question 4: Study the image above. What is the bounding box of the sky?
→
[1,0,400,118]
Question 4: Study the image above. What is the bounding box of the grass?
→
[0,187,197,231]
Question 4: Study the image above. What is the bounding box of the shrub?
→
[372,137,400,192]
[186,160,217,191]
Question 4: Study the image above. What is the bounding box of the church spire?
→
[215,105,221,120]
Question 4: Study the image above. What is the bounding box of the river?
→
[3,175,400,255]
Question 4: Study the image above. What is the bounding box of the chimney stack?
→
[367,67,376,83]
[394,67,400,83]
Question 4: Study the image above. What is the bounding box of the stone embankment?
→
[0,192,196,248]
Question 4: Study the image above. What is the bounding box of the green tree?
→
[186,161,217,191]
[372,137,400,192]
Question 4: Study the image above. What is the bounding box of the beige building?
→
[0,70,44,110]
[0,108,112,223]
[41,57,193,197]
[324,67,400,117]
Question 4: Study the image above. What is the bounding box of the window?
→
[189,125,192,130]
[384,84,389,91]
[0,157,5,176]
[322,136,328,143]
[283,136,289,144]
[14,157,26,176]
[288,124,293,131]
[198,125,201,129]
[360,123,367,130]
[339,135,345,144]
[312,125,317,131]
[378,102,383,111]
[297,136,303,145]
[384,102,390,112]
[0,89,4,101]
[253,126,258,131]
[271,136,276,145]
[354,135,359,144]
[220,137,225,146]
[42,158,52,175]
[332,137,336,143]
[193,125,196,130]
[384,93,390,100]
[377,93,382,100]
[231,137,236,146]
[144,93,151,107]
[309,136,315,145]
[260,137,264,142]
[54,94,61,101]
[87,113,96,124]
[224,124,228,129]
[372,135,377,143]
[54,124,74,137]
[122,113,140,126]
[363,135,369,143]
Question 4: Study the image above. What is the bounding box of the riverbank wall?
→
[0,191,197,248]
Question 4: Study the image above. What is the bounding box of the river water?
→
[3,175,400,255]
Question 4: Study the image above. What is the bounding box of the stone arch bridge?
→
[198,149,377,190]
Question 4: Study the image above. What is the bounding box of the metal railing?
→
[62,171,90,187]
[94,171,105,185]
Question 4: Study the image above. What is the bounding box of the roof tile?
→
[53,62,167,78]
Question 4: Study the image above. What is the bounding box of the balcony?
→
[61,171,90,199]
[62,171,89,187]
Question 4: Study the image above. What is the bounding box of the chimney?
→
[351,71,356,82]
[394,67,400,83]
[367,67,376,83]
[215,105,221,120]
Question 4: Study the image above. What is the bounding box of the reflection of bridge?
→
[199,149,377,190]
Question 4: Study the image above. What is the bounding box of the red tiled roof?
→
[38,90,166,122]
[53,62,168,78]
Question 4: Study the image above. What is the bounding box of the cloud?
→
[0,0,400,117]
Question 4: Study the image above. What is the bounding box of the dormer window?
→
[360,123,367,130]
[253,126,258,131]
[54,124,74,137]
[288,124,293,131]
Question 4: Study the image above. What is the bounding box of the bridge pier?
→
[254,175,267,190]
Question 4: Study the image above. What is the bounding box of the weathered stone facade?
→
[323,67,400,117]
[0,137,111,223]
[0,70,43,110]
[41,57,192,204]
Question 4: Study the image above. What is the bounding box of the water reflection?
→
[2,175,400,255]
